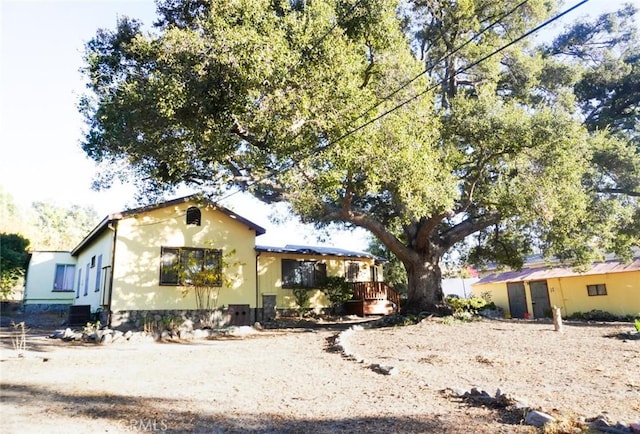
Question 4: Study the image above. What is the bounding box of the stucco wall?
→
[110,202,258,312]
[257,253,381,310]
[24,251,76,307]
[74,229,114,310]
[472,270,640,318]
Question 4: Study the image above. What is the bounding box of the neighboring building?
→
[23,251,77,314]
[24,195,387,328]
[471,257,640,318]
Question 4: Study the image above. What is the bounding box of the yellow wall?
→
[473,270,640,318]
[257,253,381,310]
[110,202,258,311]
[74,229,114,309]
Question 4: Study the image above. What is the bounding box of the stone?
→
[370,363,398,376]
[100,333,112,344]
[630,423,640,433]
[525,410,556,427]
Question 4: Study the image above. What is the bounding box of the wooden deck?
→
[345,282,400,316]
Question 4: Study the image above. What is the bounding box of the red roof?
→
[475,257,640,285]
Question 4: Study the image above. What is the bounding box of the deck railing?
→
[351,281,401,310]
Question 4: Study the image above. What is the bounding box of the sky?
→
[1,0,638,250]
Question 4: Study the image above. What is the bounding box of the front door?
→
[507,282,527,319]
[530,280,551,318]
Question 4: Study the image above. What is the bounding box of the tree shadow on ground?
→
[1,382,461,433]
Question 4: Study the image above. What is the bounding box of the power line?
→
[354,0,531,123]
[216,0,591,205]
[316,0,591,155]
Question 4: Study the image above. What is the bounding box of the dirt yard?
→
[1,315,638,433]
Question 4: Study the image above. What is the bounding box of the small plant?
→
[634,318,640,332]
[292,287,311,318]
[83,320,101,335]
[11,321,27,357]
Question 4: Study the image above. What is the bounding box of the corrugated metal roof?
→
[475,257,640,285]
[256,244,384,261]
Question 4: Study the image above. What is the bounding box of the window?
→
[76,268,82,299]
[160,247,222,286]
[345,262,361,282]
[186,207,201,226]
[53,264,75,292]
[84,263,90,296]
[587,284,607,296]
[94,255,103,292]
[90,256,96,268]
[282,259,327,288]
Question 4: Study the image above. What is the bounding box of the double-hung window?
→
[160,247,222,286]
[53,264,76,292]
[282,259,327,288]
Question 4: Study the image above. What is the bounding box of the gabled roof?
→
[474,257,640,285]
[256,244,385,262]
[71,194,266,256]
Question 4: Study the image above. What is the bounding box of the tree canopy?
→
[79,0,640,313]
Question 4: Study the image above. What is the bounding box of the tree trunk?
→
[402,255,446,314]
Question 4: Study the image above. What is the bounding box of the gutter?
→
[106,221,118,327]
[255,251,261,324]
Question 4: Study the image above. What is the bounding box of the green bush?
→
[292,287,310,317]
[322,276,353,312]
[445,296,491,315]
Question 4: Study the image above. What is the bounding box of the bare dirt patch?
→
[1,316,638,433]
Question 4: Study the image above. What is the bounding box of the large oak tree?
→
[79,0,639,313]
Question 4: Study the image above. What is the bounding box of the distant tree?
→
[0,233,30,299]
[30,202,99,250]
[79,0,639,313]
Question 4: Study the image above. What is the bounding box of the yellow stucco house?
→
[471,257,640,319]
[24,195,388,328]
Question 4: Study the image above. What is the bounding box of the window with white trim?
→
[53,264,76,292]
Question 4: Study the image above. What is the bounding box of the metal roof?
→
[256,244,385,261]
[475,257,640,285]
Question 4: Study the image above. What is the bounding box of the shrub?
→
[292,287,310,317]
[322,276,353,313]
[445,296,491,315]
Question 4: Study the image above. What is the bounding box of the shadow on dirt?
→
[1,382,456,434]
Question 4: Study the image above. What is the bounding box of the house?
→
[471,256,640,319]
[23,195,390,328]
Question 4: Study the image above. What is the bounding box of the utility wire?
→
[217,0,591,205]
[354,0,531,123]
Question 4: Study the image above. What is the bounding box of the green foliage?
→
[291,287,311,317]
[367,238,407,294]
[78,0,640,313]
[0,233,30,299]
[445,296,494,321]
[180,249,244,315]
[634,318,640,332]
[322,276,353,310]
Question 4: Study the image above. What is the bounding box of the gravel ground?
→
[0,315,638,433]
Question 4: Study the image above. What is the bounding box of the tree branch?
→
[440,212,502,249]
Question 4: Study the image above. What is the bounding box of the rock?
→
[193,329,210,339]
[178,330,194,340]
[124,330,133,340]
[100,333,112,344]
[630,423,640,433]
[112,330,124,342]
[253,322,263,330]
[370,363,398,376]
[525,410,556,427]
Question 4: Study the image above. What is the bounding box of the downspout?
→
[255,251,261,324]
[106,220,118,328]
